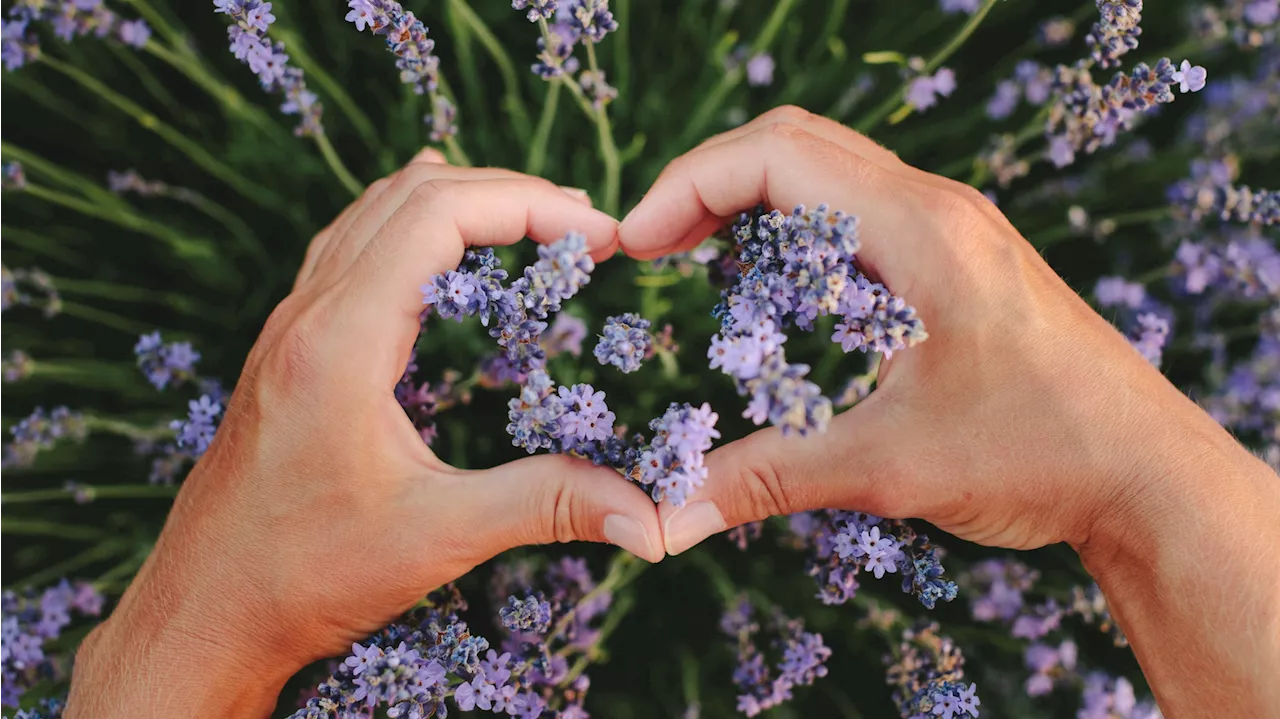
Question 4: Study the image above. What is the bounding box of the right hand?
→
[617,106,1273,558]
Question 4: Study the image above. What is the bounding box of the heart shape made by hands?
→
[416,202,929,510]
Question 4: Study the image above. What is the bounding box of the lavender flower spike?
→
[214,0,323,136]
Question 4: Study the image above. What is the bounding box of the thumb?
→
[660,394,916,555]
[462,453,665,564]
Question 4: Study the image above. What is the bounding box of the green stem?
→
[314,132,364,197]
[20,183,218,266]
[10,541,130,590]
[39,54,282,208]
[118,0,188,50]
[549,552,645,639]
[679,0,800,148]
[0,226,93,271]
[1,520,107,541]
[0,142,127,208]
[59,301,159,335]
[526,80,563,176]
[49,276,209,317]
[1032,207,1173,250]
[272,27,384,159]
[143,41,287,142]
[2,484,179,504]
[85,415,174,442]
[110,43,184,121]
[854,0,1000,133]
[447,0,533,146]
[585,40,622,216]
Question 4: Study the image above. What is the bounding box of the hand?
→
[618,106,1280,716]
[66,151,663,718]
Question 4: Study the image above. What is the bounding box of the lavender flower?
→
[789,511,958,608]
[170,394,223,457]
[542,313,588,357]
[1,266,61,317]
[345,0,462,139]
[745,53,775,87]
[2,161,26,190]
[1024,640,1078,696]
[2,406,87,469]
[1094,276,1147,308]
[884,622,980,719]
[215,0,322,136]
[1,19,37,70]
[1085,0,1144,68]
[939,0,981,13]
[634,402,720,507]
[3,350,33,382]
[1128,312,1170,366]
[906,67,957,110]
[134,331,201,390]
[593,313,652,373]
[1078,673,1161,719]
[710,205,926,436]
[513,0,558,23]
[2,581,103,707]
[722,600,832,717]
[1046,57,1206,168]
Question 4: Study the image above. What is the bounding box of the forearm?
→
[65,554,290,718]
[1078,417,1280,716]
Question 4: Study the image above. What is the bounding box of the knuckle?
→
[737,452,794,520]
[408,178,457,209]
[762,105,812,125]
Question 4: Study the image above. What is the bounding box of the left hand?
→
[65,150,663,718]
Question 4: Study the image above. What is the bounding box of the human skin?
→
[64,151,664,718]
[617,106,1280,717]
[65,108,1279,717]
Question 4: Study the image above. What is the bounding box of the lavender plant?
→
[3,0,1276,716]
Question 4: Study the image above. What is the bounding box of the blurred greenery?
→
[2,0,1275,716]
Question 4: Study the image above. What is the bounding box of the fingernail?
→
[559,186,591,203]
[603,514,658,563]
[663,501,726,556]
[412,147,447,164]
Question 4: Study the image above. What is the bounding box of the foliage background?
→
[1,0,1275,716]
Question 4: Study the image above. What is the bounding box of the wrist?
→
[66,561,293,718]
[1073,414,1280,714]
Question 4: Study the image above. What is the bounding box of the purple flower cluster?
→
[2,0,151,72]
[294,559,609,719]
[2,406,86,469]
[939,0,981,14]
[213,0,322,137]
[170,393,223,457]
[13,698,65,719]
[725,47,776,87]
[3,350,33,383]
[721,598,832,717]
[634,402,719,508]
[789,511,959,609]
[134,331,201,390]
[1202,329,1279,457]
[344,0,459,139]
[1078,673,1162,719]
[708,205,927,437]
[1047,57,1206,168]
[1084,0,1143,68]
[424,237,593,378]
[1192,0,1279,50]
[518,0,617,105]
[1170,178,1279,226]
[395,348,471,446]
[906,67,957,111]
[987,61,1054,119]
[884,621,980,719]
[2,580,104,707]
[593,313,651,373]
[2,265,61,318]
[2,161,25,190]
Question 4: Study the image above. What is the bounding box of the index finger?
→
[327,177,620,385]
[618,124,931,286]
